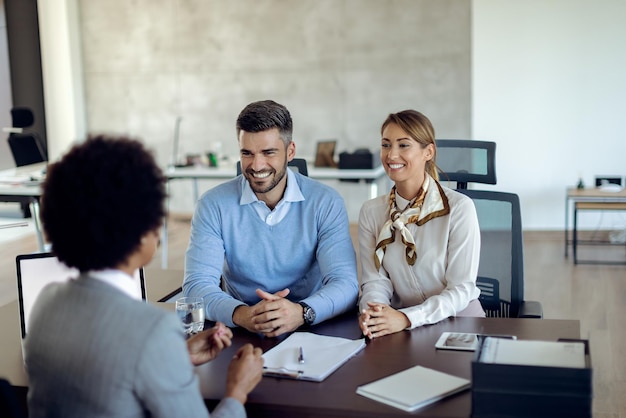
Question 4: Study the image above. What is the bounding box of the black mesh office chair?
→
[236,158,309,177]
[8,133,46,167]
[7,107,47,167]
[457,189,542,318]
[3,108,47,218]
[437,139,542,318]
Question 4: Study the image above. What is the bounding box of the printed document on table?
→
[356,365,470,412]
[262,332,366,382]
[478,337,586,368]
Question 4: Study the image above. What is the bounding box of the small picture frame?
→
[314,140,337,168]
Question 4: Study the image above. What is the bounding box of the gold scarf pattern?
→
[374,176,430,270]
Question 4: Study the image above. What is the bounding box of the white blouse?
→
[358,176,481,328]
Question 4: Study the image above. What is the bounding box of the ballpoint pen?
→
[262,367,304,379]
[298,346,305,364]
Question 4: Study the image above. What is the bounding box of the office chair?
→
[3,108,47,218]
[236,158,309,177]
[8,133,47,167]
[457,189,542,318]
[436,140,496,189]
[436,139,541,318]
[7,107,47,167]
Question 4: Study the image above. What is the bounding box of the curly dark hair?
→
[40,135,166,272]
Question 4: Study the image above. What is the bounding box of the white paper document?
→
[262,332,366,382]
[478,337,586,368]
[356,365,470,412]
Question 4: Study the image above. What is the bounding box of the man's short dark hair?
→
[236,100,293,146]
[41,135,166,272]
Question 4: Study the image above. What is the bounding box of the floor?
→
[1,209,624,417]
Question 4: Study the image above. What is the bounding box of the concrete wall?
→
[76,0,472,218]
[38,1,625,230]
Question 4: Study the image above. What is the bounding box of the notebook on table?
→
[356,365,470,412]
[16,252,146,340]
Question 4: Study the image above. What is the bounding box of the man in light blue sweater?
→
[184,100,358,337]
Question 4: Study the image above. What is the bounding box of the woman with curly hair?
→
[26,135,263,417]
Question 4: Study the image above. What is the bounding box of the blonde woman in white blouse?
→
[358,110,485,339]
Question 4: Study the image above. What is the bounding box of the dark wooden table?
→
[0,259,580,418]
[1,297,580,418]
[195,312,580,417]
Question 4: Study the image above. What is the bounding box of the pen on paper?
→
[298,346,305,364]
[263,367,304,379]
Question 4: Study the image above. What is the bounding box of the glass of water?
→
[175,297,205,335]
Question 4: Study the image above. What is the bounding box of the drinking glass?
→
[175,297,205,335]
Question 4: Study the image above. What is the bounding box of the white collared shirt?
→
[90,268,142,300]
[240,168,305,225]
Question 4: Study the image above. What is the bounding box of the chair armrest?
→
[518,301,543,318]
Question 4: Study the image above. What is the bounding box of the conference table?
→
[195,313,580,417]
[1,299,580,418]
[0,295,581,417]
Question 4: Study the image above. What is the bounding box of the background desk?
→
[165,164,388,201]
[565,187,626,264]
[0,163,47,251]
[161,164,389,268]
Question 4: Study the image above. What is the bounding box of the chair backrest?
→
[7,107,47,167]
[8,133,47,167]
[236,158,309,177]
[436,140,496,189]
[457,189,524,318]
[10,107,35,128]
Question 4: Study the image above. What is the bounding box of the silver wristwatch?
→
[299,302,316,325]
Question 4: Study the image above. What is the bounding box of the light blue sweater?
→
[183,173,358,327]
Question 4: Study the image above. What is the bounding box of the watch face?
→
[301,303,316,324]
[305,307,315,323]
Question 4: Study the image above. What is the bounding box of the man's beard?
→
[246,159,288,194]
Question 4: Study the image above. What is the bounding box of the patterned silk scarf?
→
[374,176,430,270]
